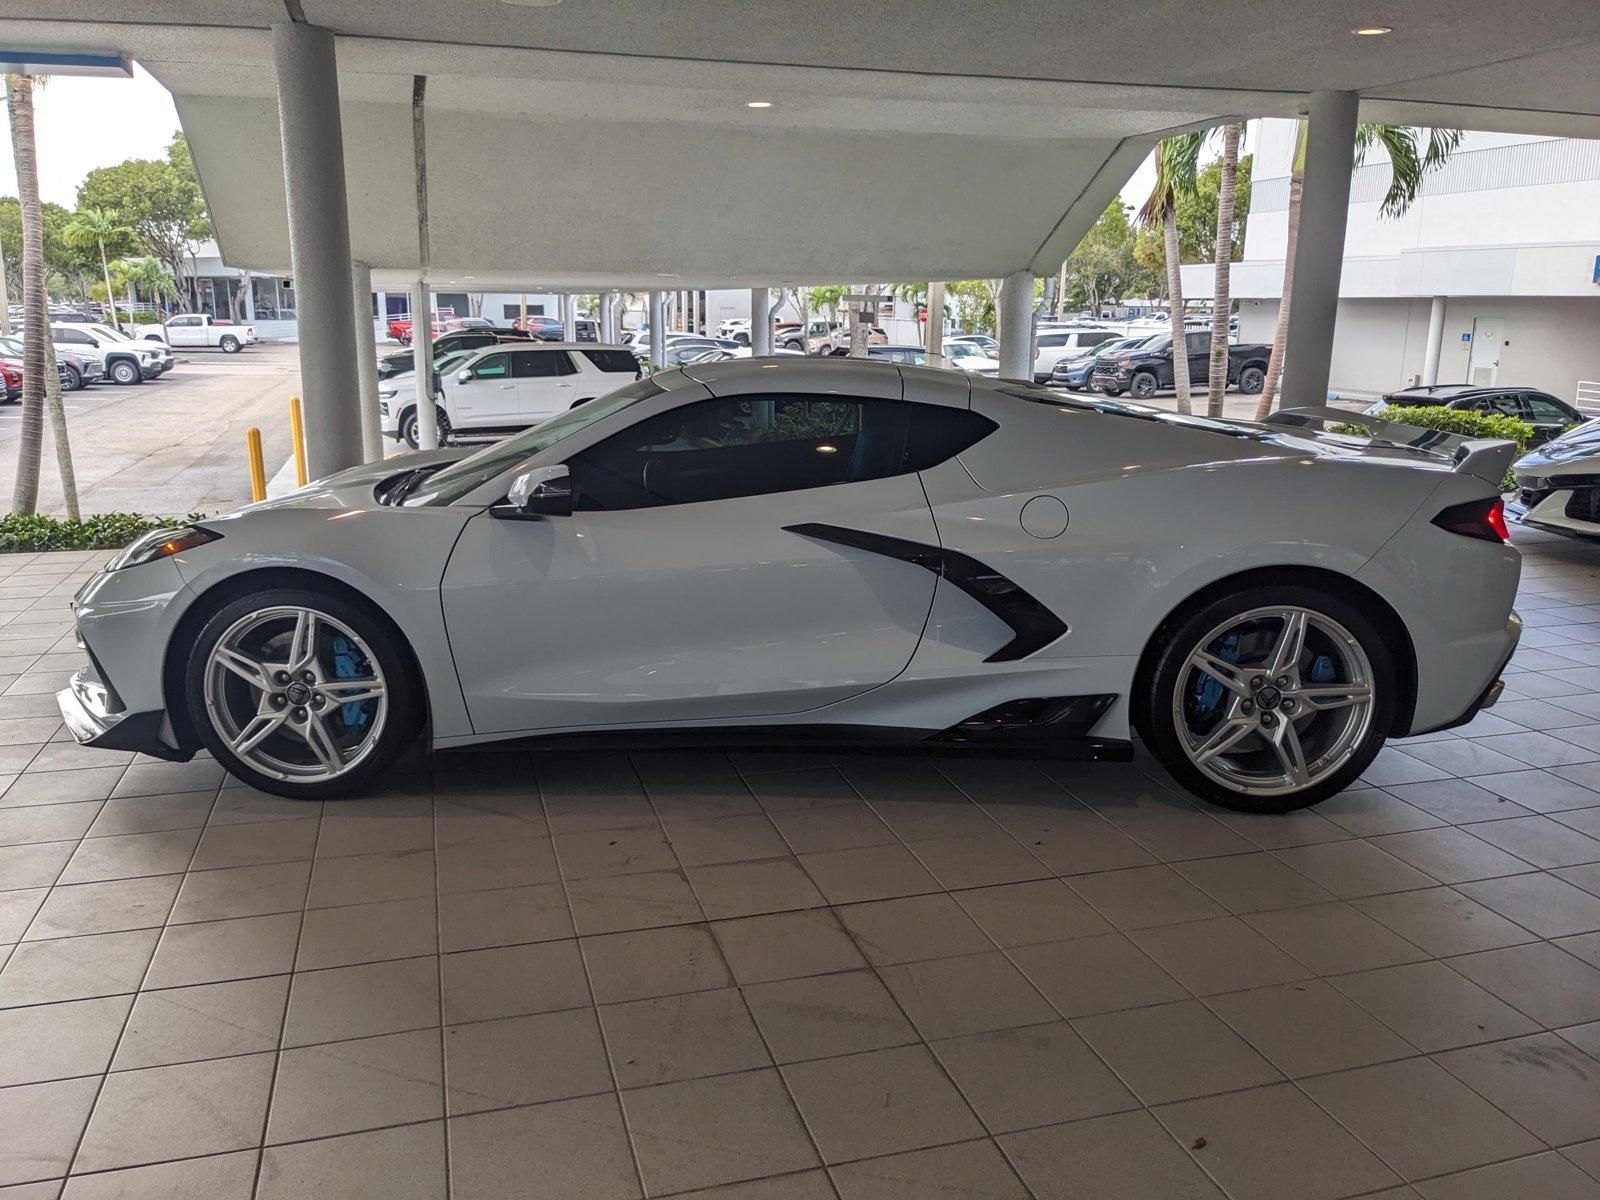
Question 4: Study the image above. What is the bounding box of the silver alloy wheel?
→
[1172,605,1375,797]
[203,605,389,783]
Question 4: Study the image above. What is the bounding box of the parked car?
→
[943,341,1000,375]
[383,343,641,448]
[375,347,477,434]
[60,361,1520,817]
[0,356,71,400]
[1049,335,1155,391]
[866,345,935,366]
[629,333,726,363]
[387,310,457,345]
[945,334,999,355]
[86,323,174,375]
[0,336,105,391]
[1510,419,1600,538]
[717,318,752,343]
[1032,326,1120,382]
[138,313,257,353]
[50,322,162,385]
[1368,386,1581,446]
[811,324,888,356]
[1090,332,1270,399]
[377,330,534,379]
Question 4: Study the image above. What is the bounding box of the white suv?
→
[382,343,641,448]
[49,323,162,385]
[1032,326,1120,382]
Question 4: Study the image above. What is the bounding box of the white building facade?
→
[1184,120,1600,402]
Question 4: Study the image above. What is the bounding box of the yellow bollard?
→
[245,427,267,502]
[288,395,308,487]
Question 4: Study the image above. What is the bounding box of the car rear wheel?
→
[110,359,141,385]
[185,588,423,800]
[1130,372,1158,399]
[1139,585,1394,813]
[400,405,452,450]
[1238,365,1265,395]
[220,335,241,353]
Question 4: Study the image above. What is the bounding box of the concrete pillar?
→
[998,270,1034,380]
[411,279,439,449]
[351,262,383,462]
[598,292,613,342]
[560,294,576,341]
[926,281,945,356]
[241,273,255,323]
[272,22,363,477]
[751,288,772,356]
[648,291,666,369]
[1280,90,1359,409]
[1421,295,1447,386]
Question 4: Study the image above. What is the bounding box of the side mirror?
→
[456,368,473,384]
[493,464,573,520]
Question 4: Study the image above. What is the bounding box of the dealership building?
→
[1186,119,1600,404]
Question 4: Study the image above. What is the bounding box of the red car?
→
[386,309,457,346]
[1,359,21,402]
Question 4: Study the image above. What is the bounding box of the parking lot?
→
[1,524,1599,1198]
[0,344,302,519]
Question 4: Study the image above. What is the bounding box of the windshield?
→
[404,375,666,506]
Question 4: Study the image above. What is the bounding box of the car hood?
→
[1517,418,1600,470]
[226,446,471,514]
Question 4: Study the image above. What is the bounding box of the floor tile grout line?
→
[427,759,453,1200]
[57,779,220,1183]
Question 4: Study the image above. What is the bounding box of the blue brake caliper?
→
[1188,631,1241,724]
[330,635,371,730]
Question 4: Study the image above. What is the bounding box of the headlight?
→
[378,401,390,416]
[1519,476,1550,490]
[109,526,221,571]
[1115,358,1134,369]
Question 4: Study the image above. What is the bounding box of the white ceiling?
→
[6,3,1598,288]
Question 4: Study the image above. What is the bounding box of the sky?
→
[0,64,181,206]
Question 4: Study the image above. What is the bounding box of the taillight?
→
[1433,497,1508,543]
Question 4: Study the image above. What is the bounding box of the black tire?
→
[220,335,241,353]
[1130,372,1158,400]
[62,364,82,391]
[183,586,424,800]
[1238,365,1265,395]
[400,405,452,450]
[1137,584,1396,814]
[110,359,141,385]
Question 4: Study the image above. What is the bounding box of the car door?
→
[513,349,578,422]
[1185,331,1211,383]
[1520,393,1579,444]
[167,315,202,347]
[439,382,948,735]
[449,351,520,428]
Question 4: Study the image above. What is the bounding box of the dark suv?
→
[378,329,534,378]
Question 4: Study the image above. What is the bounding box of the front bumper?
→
[1507,477,1600,540]
[57,668,190,761]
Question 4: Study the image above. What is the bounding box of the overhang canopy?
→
[10,2,1600,289]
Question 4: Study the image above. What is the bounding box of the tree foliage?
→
[1176,153,1252,263]
[1064,202,1146,316]
[75,132,210,296]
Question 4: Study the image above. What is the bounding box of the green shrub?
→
[130,311,163,324]
[0,511,206,554]
[1330,405,1534,491]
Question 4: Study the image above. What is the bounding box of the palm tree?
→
[7,75,78,518]
[1206,123,1241,416]
[1137,133,1203,414]
[64,206,130,330]
[122,256,175,323]
[1254,123,1462,419]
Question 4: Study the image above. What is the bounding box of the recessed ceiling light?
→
[1350,24,1393,34]
[746,100,774,109]
[499,0,563,6]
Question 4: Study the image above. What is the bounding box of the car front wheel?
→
[110,359,141,385]
[400,405,452,450]
[185,588,423,799]
[1139,585,1394,813]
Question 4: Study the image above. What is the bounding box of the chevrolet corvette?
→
[60,360,1521,813]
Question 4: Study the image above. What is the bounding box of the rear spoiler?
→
[1264,405,1516,487]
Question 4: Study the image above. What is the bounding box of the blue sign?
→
[1593,254,1600,285]
[1461,332,1472,343]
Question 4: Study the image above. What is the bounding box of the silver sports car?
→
[60,360,1521,813]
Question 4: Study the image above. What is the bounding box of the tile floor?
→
[3,531,1600,1198]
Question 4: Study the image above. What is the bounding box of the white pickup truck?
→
[137,313,257,353]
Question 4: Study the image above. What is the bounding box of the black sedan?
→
[1367,385,1582,445]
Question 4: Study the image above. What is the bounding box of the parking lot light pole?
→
[751,288,771,356]
[998,270,1034,380]
[648,291,666,370]
[351,261,383,461]
[271,21,364,476]
[1280,90,1358,409]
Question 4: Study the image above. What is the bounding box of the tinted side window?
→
[513,351,575,378]
[581,349,641,374]
[1185,332,1210,355]
[1524,394,1573,423]
[1038,334,1069,348]
[472,353,510,380]
[903,407,998,471]
[570,395,904,511]
[1477,393,1521,417]
[1081,332,1115,348]
[56,329,90,344]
